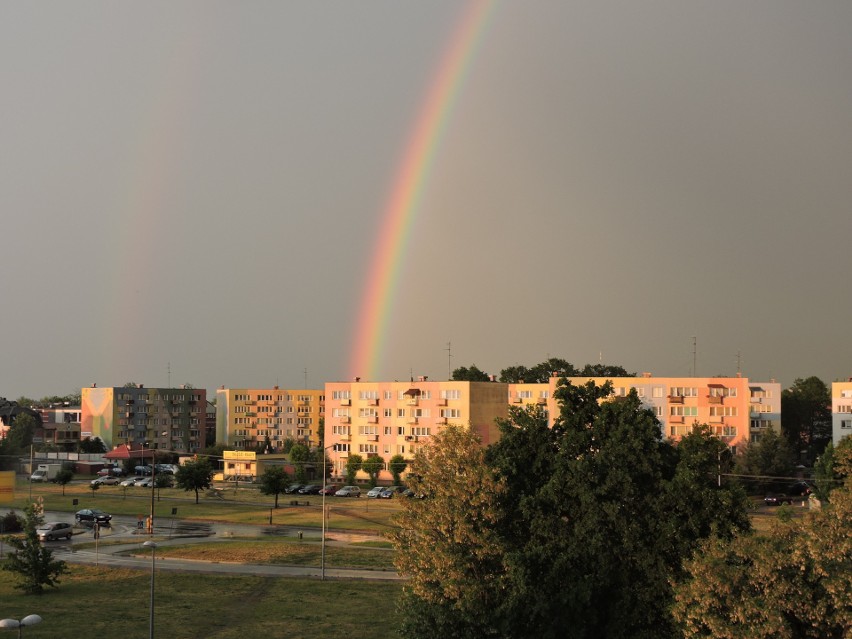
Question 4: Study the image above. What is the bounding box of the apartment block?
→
[215,387,324,450]
[506,374,779,453]
[324,379,508,480]
[81,384,207,452]
[831,380,852,445]
[34,406,82,451]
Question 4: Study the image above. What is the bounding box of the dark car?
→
[284,483,304,494]
[36,522,73,541]
[788,482,812,497]
[379,486,404,499]
[319,484,341,496]
[298,484,322,495]
[764,493,792,506]
[75,509,112,525]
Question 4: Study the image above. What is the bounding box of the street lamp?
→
[143,541,157,639]
[320,444,335,581]
[0,615,42,638]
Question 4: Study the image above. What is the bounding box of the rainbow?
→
[348,0,496,380]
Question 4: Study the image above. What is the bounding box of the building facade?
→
[324,379,508,480]
[215,387,324,450]
[34,406,82,450]
[507,374,780,453]
[831,380,852,445]
[81,385,207,452]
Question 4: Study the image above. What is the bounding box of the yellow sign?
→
[223,450,256,461]
[0,471,15,504]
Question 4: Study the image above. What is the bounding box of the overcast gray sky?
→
[3,1,852,399]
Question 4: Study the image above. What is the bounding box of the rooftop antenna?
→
[445,341,452,379]
[304,368,308,389]
[736,351,742,375]
[692,337,697,377]
[167,362,171,388]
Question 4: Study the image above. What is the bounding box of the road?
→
[2,510,404,582]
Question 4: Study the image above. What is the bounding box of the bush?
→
[0,510,23,533]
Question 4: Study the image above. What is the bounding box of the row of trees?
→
[452,357,633,383]
[390,380,850,638]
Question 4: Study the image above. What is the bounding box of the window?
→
[670,406,698,417]
[709,386,737,398]
[332,408,349,417]
[440,409,462,418]
[358,408,377,418]
[397,408,405,418]
[517,390,533,399]
[358,425,378,435]
[539,390,549,399]
[670,387,697,397]
[842,420,852,429]
[841,390,852,399]
[358,444,378,453]
[652,387,664,398]
[838,405,852,414]
[440,389,461,400]
[412,427,431,436]
[383,426,392,435]
[383,408,392,418]
[359,391,378,400]
[709,406,738,417]
[332,390,351,400]
[413,408,430,418]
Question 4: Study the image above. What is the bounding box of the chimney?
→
[355,377,361,382]
[642,372,652,378]
[273,385,279,390]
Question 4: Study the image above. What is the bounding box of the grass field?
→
[8,478,401,533]
[0,564,403,638]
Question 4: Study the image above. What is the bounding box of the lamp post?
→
[320,444,334,581]
[0,615,42,638]
[143,541,157,639]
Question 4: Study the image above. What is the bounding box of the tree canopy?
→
[498,358,634,383]
[781,376,832,462]
[1,499,67,594]
[393,381,750,638]
[451,365,491,382]
[175,458,214,503]
[259,465,290,508]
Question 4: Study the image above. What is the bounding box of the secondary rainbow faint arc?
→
[348,0,496,381]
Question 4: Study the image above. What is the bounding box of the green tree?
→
[451,365,491,382]
[290,444,310,483]
[673,442,852,637]
[735,428,795,493]
[1,500,67,594]
[281,438,295,454]
[259,465,289,508]
[345,454,363,485]
[389,454,407,485]
[813,437,852,504]
[175,458,214,504]
[781,376,832,462]
[154,473,173,500]
[4,412,37,452]
[79,436,107,454]
[361,455,385,487]
[54,469,74,496]
[390,425,506,637]
[317,417,325,445]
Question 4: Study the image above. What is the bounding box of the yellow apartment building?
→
[324,378,508,481]
[215,386,324,450]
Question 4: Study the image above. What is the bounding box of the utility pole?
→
[692,337,697,377]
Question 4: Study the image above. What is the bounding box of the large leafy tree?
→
[175,458,214,504]
[781,376,832,462]
[79,436,107,454]
[289,443,310,482]
[2,500,67,594]
[451,365,491,382]
[389,454,407,485]
[390,425,506,638]
[259,465,289,508]
[735,428,796,493]
[498,358,632,383]
[361,454,385,487]
[345,454,363,485]
[673,438,852,637]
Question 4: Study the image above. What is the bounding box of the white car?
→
[91,476,120,486]
[36,522,73,541]
[366,486,385,498]
[133,477,153,488]
[119,477,137,487]
[335,486,361,497]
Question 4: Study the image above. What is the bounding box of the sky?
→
[2,1,852,400]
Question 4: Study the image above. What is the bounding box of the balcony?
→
[708,395,723,405]
[437,399,447,406]
[669,395,684,404]
[670,415,684,423]
[368,398,379,406]
[406,399,418,407]
[368,435,378,442]
[407,417,419,425]
[339,434,350,441]
[339,399,351,406]
[340,416,351,424]
[367,416,378,424]
[436,417,447,424]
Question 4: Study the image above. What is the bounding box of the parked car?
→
[379,486,404,499]
[764,493,793,506]
[91,476,120,486]
[134,465,153,476]
[403,488,427,499]
[75,509,112,525]
[36,522,73,541]
[788,482,812,497]
[319,484,341,496]
[97,466,124,477]
[133,477,154,488]
[284,483,304,494]
[335,486,361,497]
[366,486,385,498]
[119,477,138,487]
[298,484,322,495]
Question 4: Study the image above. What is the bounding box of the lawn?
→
[0,564,403,638]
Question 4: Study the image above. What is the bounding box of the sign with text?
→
[0,471,14,503]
